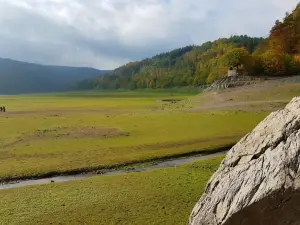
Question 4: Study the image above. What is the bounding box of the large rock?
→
[189,97,300,225]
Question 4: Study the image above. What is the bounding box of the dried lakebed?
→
[0,151,227,190]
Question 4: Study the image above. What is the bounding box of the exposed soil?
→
[0,127,127,150]
[161,99,182,103]
[185,80,299,111]
[189,100,288,112]
[34,126,126,139]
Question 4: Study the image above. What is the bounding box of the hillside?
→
[87,36,263,90]
[0,58,109,94]
[82,3,300,91]
[252,3,300,75]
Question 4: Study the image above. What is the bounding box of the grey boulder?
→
[189,97,300,225]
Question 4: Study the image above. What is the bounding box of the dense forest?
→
[82,3,300,90]
[0,58,109,94]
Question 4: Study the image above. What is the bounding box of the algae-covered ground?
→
[0,156,224,225]
[1,82,300,224]
[0,89,266,180]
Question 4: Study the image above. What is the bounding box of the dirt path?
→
[0,151,227,190]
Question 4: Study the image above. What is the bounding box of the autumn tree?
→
[262,50,286,75]
[223,48,251,70]
[86,36,263,90]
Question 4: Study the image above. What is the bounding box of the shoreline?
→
[0,144,233,189]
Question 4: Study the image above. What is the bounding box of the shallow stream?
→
[0,151,227,190]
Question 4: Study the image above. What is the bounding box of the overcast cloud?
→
[0,0,298,69]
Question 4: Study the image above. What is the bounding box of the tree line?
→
[77,3,300,90]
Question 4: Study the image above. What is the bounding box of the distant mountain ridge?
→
[0,58,109,94]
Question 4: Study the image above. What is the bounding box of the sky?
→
[0,0,299,70]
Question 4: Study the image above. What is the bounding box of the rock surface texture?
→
[204,76,261,91]
[189,97,300,225]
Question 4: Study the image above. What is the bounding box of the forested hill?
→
[0,58,109,94]
[89,36,263,89]
[83,3,300,90]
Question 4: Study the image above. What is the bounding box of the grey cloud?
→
[0,0,298,69]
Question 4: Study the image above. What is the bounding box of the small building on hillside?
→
[228,67,238,77]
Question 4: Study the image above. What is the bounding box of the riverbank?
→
[0,92,263,182]
[0,148,229,189]
[0,155,224,224]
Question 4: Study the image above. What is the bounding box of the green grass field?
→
[2,88,200,111]
[0,90,266,180]
[0,156,223,225]
[1,83,298,224]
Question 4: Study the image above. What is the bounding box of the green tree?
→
[223,48,251,70]
[91,36,263,89]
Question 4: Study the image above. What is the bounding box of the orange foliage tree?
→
[262,51,286,75]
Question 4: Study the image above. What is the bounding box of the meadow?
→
[0,89,266,180]
[0,156,224,225]
[1,83,299,224]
